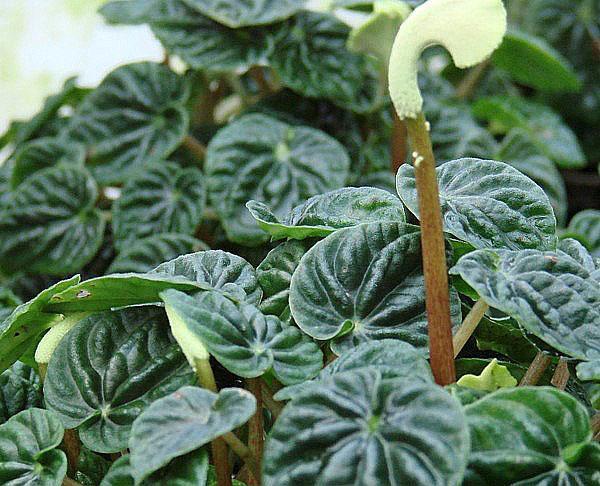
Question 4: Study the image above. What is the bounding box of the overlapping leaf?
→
[44,307,195,453]
[160,289,323,384]
[112,162,206,249]
[0,362,42,424]
[247,187,405,241]
[397,158,557,250]
[263,368,469,486]
[129,386,255,483]
[567,210,600,257]
[62,62,190,184]
[206,114,350,245]
[0,165,105,275]
[289,222,462,354]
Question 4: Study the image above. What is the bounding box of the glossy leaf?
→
[567,210,600,258]
[275,339,433,401]
[397,158,557,250]
[473,96,586,168]
[263,368,469,486]
[0,408,67,486]
[44,307,196,453]
[63,62,190,184]
[0,165,105,276]
[107,233,206,274]
[129,386,255,483]
[112,162,206,249]
[247,187,405,241]
[270,11,381,113]
[289,222,462,354]
[491,29,581,93]
[101,451,209,486]
[206,114,350,245]
[0,362,42,425]
[11,137,86,188]
[465,387,600,484]
[451,248,600,362]
[160,290,323,384]
[182,0,303,28]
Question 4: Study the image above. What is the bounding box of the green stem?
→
[246,378,263,486]
[519,352,551,386]
[453,300,489,358]
[195,359,231,486]
[221,432,261,481]
[405,112,456,386]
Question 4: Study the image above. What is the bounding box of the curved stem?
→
[221,432,261,481]
[453,300,489,358]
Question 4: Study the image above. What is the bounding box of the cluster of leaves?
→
[0,0,599,485]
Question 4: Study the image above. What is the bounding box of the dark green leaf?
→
[161,290,323,384]
[397,158,557,250]
[112,162,206,249]
[44,307,195,453]
[289,222,462,354]
[247,187,405,241]
[107,233,206,274]
[76,447,111,486]
[567,210,600,258]
[0,286,20,324]
[206,114,350,245]
[474,313,538,364]
[63,62,190,185]
[0,362,42,424]
[559,238,597,273]
[0,408,67,486]
[465,387,600,484]
[129,386,255,483]
[263,368,469,486]
[0,165,105,275]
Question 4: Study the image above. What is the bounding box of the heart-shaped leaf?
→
[289,222,462,354]
[0,276,79,374]
[112,162,206,249]
[567,210,600,258]
[182,0,303,28]
[451,248,600,363]
[0,408,67,486]
[263,368,469,486]
[275,339,433,401]
[247,187,405,241]
[11,137,86,188]
[206,114,350,245]
[62,62,190,184]
[44,307,195,453]
[0,362,42,424]
[473,96,586,169]
[101,451,209,486]
[396,158,557,251]
[0,165,105,276]
[161,289,323,384]
[129,386,255,483]
[270,11,381,113]
[464,387,600,484]
[107,233,206,274]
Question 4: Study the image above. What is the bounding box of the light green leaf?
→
[112,162,206,249]
[0,362,42,425]
[567,210,600,258]
[263,368,469,486]
[451,248,600,363]
[11,137,86,188]
[182,0,304,28]
[206,114,350,245]
[472,96,586,168]
[247,187,405,241]
[100,451,209,486]
[34,312,91,366]
[271,11,382,113]
[107,233,206,274]
[0,165,105,276]
[129,386,255,483]
[289,222,462,354]
[0,408,67,486]
[160,290,323,384]
[456,358,517,392]
[44,307,195,453]
[491,29,581,93]
[396,158,557,250]
[465,387,600,484]
[63,62,190,185]
[274,338,433,401]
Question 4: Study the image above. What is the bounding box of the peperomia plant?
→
[0,0,599,485]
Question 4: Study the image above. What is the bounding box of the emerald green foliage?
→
[0,362,42,424]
